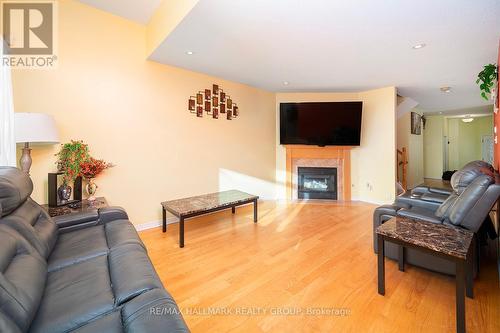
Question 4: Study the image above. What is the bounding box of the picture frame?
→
[212,96,219,106]
[220,103,226,113]
[205,89,211,100]
[196,93,203,105]
[188,97,195,112]
[196,106,203,117]
[227,109,232,120]
[411,112,422,135]
[233,105,238,117]
[212,108,219,119]
[220,91,226,102]
[227,98,232,109]
[204,101,211,112]
[213,84,219,95]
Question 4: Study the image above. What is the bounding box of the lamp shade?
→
[15,113,59,144]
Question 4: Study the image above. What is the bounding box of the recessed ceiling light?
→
[439,112,443,114]
[185,51,194,55]
[283,81,289,85]
[412,43,426,50]
[440,86,452,93]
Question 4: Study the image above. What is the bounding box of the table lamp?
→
[15,113,59,174]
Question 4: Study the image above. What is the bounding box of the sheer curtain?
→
[0,38,16,167]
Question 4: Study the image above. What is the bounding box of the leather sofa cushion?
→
[109,244,163,305]
[47,224,109,272]
[434,193,458,219]
[450,167,485,194]
[0,228,46,332]
[53,210,99,230]
[0,198,58,259]
[448,175,494,226]
[70,312,122,333]
[0,167,33,217]
[0,310,22,333]
[30,255,115,333]
[48,220,145,272]
[122,289,188,332]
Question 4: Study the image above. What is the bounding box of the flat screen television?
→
[280,101,362,146]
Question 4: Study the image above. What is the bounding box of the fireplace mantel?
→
[285,145,352,201]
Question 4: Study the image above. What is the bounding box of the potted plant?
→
[55,140,90,202]
[476,63,498,100]
[80,157,114,201]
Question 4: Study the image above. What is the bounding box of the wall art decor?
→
[188,97,195,112]
[187,84,240,120]
[411,111,422,135]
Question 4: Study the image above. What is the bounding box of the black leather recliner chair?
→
[373,161,500,275]
[0,167,190,333]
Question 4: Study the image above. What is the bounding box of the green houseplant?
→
[476,63,498,100]
[55,140,90,184]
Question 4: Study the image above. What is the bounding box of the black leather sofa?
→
[374,161,500,275]
[0,167,189,333]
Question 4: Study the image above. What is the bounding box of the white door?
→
[481,135,494,165]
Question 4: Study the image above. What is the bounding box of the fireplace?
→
[297,167,337,200]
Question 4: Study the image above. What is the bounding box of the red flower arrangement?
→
[80,157,114,179]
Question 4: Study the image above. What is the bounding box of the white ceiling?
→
[78,0,499,112]
[148,0,499,112]
[77,0,161,24]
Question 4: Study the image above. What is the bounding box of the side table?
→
[376,217,474,333]
[42,197,108,217]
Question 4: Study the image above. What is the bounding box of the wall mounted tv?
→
[280,101,363,146]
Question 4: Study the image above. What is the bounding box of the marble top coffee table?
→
[376,217,474,333]
[161,190,259,248]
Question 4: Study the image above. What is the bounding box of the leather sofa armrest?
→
[98,206,129,224]
[396,207,443,224]
[411,186,430,195]
[429,187,453,195]
[53,209,99,233]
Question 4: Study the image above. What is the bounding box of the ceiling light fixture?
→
[462,115,474,123]
[283,81,289,86]
[412,43,426,50]
[440,86,452,93]
[185,51,194,55]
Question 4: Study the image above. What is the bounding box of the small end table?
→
[42,197,108,217]
[376,217,474,333]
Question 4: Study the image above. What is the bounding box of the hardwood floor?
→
[139,201,500,333]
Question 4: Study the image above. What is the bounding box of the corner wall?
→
[275,87,397,204]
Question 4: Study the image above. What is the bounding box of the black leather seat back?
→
[0,226,47,332]
[0,168,58,259]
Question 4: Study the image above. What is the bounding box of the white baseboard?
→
[351,197,389,206]
[135,217,179,231]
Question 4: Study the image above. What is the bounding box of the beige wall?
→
[275,87,397,204]
[423,115,444,179]
[12,0,276,226]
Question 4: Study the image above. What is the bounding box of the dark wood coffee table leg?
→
[179,217,185,248]
[162,207,167,233]
[232,206,236,214]
[253,199,258,223]
[377,234,385,295]
[398,245,405,272]
[456,260,466,333]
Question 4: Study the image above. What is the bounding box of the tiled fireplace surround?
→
[285,146,351,201]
